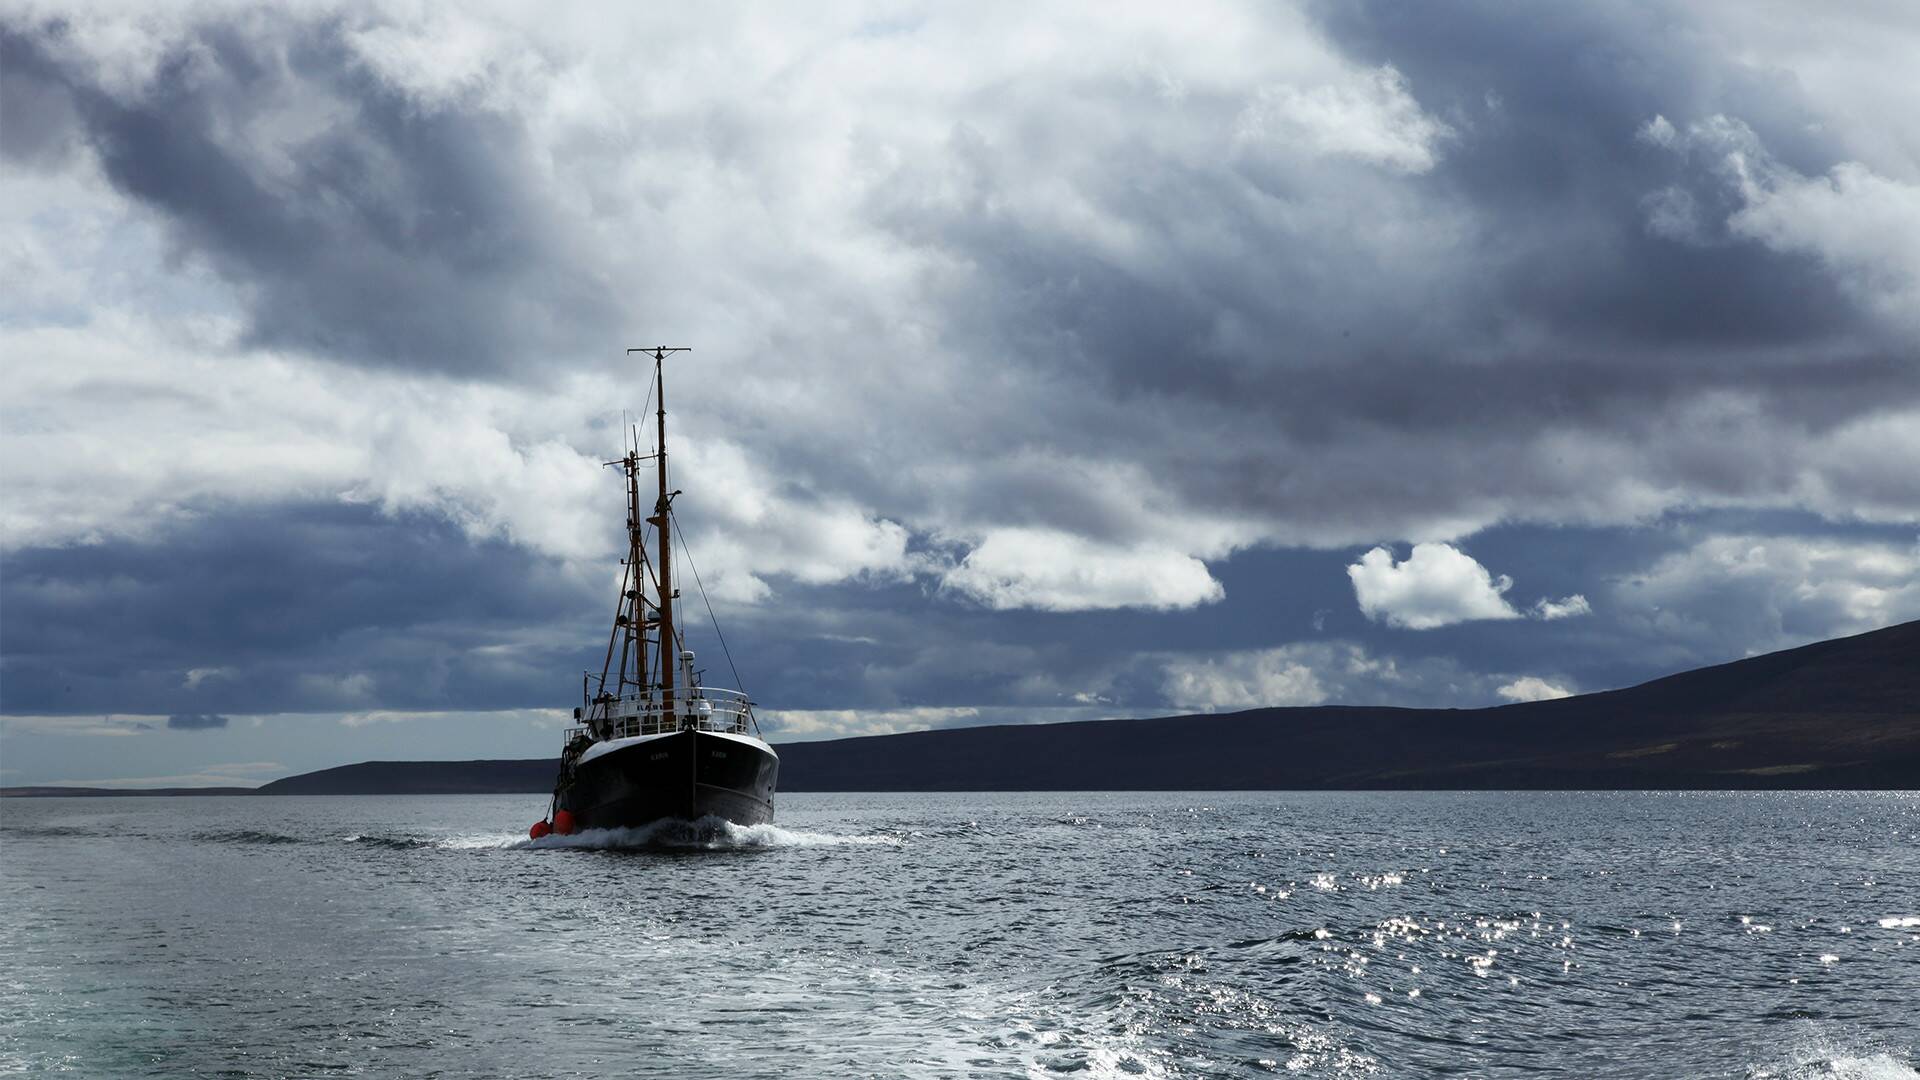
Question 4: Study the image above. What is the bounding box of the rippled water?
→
[2,791,1916,1078]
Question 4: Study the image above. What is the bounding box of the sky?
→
[2,1,1917,788]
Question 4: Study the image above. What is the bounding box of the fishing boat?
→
[531,346,778,838]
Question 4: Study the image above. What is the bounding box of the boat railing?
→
[570,686,754,741]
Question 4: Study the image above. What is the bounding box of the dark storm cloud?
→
[830,1,1914,547]
[917,48,1836,387]
[166,712,229,730]
[1310,1,1854,340]
[0,503,599,715]
[7,2,1912,549]
[0,15,613,375]
[0,27,82,166]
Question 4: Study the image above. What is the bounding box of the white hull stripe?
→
[576,728,777,767]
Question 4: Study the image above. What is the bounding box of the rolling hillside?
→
[254,620,1919,794]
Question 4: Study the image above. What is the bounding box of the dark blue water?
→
[2,791,1916,1078]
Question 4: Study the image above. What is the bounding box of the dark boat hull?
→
[555,729,778,829]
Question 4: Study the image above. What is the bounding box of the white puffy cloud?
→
[1645,113,1920,334]
[0,311,603,558]
[1532,594,1593,621]
[1612,533,1920,655]
[1675,2,1920,177]
[337,708,567,729]
[1163,646,1329,710]
[1496,677,1575,703]
[755,706,979,741]
[941,527,1225,612]
[1348,546,1593,629]
[0,311,919,601]
[1233,65,1451,173]
[1732,161,1920,332]
[1161,640,1520,711]
[665,438,920,604]
[1347,543,1522,630]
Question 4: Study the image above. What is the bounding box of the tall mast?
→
[626,437,646,694]
[628,346,689,723]
[597,424,649,713]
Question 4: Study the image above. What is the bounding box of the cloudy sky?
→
[3,1,1917,788]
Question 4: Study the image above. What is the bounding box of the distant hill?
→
[774,619,1919,791]
[254,759,549,796]
[8,621,1915,797]
[0,786,258,798]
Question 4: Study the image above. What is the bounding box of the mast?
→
[625,436,646,695]
[598,420,651,715]
[628,346,689,724]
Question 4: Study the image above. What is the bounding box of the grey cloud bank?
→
[1,2,1916,784]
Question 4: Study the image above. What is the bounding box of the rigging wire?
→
[669,506,758,736]
[596,553,634,699]
[633,368,657,447]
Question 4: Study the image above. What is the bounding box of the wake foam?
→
[383,816,905,852]
[1749,1038,1918,1080]
[522,815,903,852]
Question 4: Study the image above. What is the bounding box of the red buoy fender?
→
[529,820,551,840]
[551,809,577,836]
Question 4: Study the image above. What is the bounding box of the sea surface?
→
[1,791,1916,1078]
